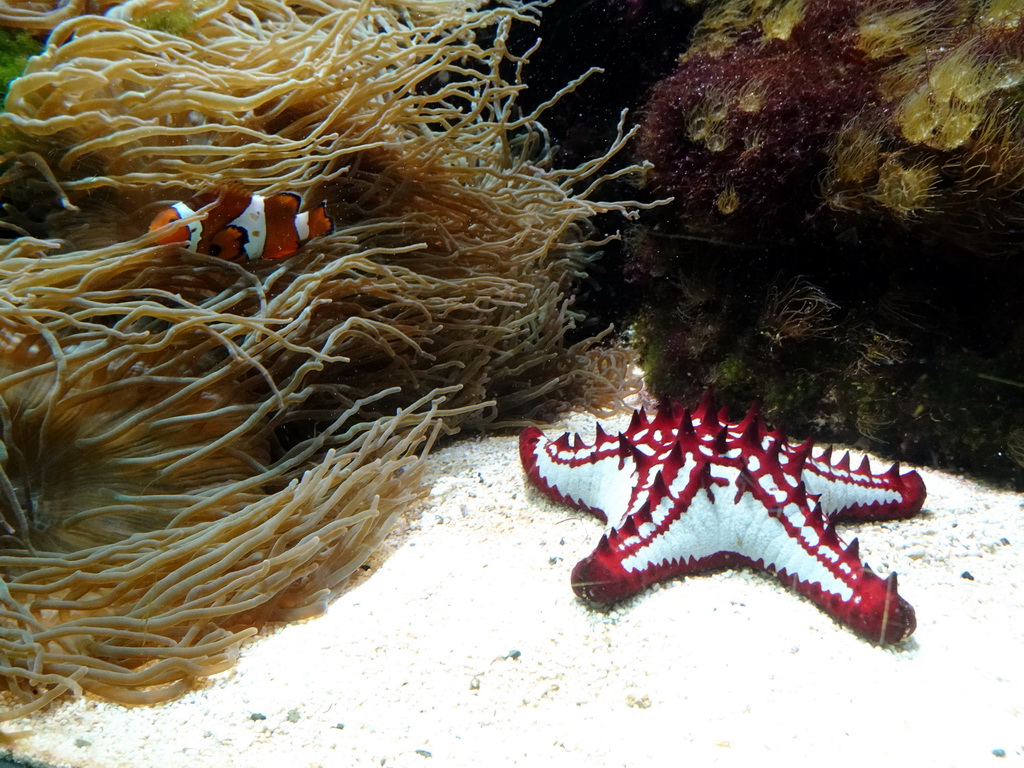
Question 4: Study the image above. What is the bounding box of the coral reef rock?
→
[632,0,1024,486]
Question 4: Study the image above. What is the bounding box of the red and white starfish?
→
[519,393,926,644]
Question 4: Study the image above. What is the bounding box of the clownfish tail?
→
[306,201,333,238]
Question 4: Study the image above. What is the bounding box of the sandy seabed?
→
[1,404,1023,768]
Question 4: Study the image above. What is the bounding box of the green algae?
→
[138,7,198,36]
[0,28,42,107]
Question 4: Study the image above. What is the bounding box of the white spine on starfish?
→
[776,449,805,487]
[531,447,635,526]
[619,465,855,601]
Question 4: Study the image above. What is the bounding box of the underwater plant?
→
[633,0,1024,483]
[0,0,646,717]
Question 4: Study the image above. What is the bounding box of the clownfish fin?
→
[273,191,302,214]
[196,187,253,250]
[306,201,333,238]
[207,224,249,262]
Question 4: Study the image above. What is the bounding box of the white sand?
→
[3,406,1023,767]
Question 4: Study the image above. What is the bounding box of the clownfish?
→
[148,187,333,262]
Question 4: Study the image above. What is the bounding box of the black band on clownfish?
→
[148,186,333,262]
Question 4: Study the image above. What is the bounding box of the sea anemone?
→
[0,315,444,711]
[0,322,269,554]
[0,0,646,718]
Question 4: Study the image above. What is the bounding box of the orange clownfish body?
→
[149,187,333,262]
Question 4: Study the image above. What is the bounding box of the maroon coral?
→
[640,2,882,239]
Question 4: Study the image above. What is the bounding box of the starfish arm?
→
[519,426,635,524]
[748,496,916,644]
[521,406,712,527]
[803,450,927,521]
[792,567,916,644]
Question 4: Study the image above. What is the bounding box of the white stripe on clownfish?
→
[168,201,202,251]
